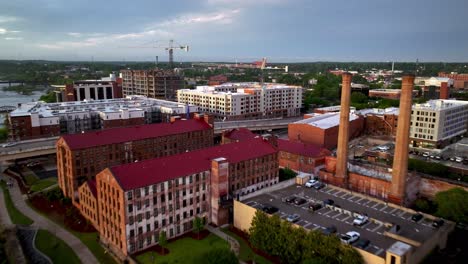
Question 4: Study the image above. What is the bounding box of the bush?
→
[279,168,297,182]
[435,188,468,223]
[408,158,449,176]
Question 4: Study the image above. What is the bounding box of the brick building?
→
[57,116,214,202]
[359,108,399,136]
[288,112,365,149]
[222,128,330,174]
[8,96,199,140]
[208,75,228,85]
[120,69,184,100]
[78,179,99,230]
[54,74,123,102]
[438,72,468,90]
[84,138,278,259]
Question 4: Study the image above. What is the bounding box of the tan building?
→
[120,69,184,100]
[90,138,278,259]
[410,99,468,148]
[78,179,99,230]
[57,115,214,202]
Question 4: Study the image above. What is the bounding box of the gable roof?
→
[61,119,211,150]
[110,138,277,191]
[223,128,257,141]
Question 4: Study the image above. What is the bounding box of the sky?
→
[0,0,467,62]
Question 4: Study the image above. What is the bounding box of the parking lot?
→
[243,184,440,257]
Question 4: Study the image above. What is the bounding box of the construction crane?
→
[121,39,189,69]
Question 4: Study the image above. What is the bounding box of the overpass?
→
[0,117,302,161]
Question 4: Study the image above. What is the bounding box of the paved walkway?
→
[2,174,98,264]
[206,225,244,263]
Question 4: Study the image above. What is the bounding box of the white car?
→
[340,231,360,244]
[305,179,318,188]
[1,142,17,148]
[377,145,390,151]
[455,157,463,163]
[286,214,300,223]
[353,215,369,226]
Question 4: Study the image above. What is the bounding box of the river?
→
[0,83,46,128]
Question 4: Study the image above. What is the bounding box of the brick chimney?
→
[388,74,415,205]
[440,82,449,99]
[335,72,352,187]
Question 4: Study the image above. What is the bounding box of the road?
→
[0,137,58,155]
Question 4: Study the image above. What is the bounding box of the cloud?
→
[205,0,286,7]
[0,15,20,23]
[154,9,241,28]
[0,28,6,34]
[0,28,21,34]
[4,37,23,40]
[67,32,82,37]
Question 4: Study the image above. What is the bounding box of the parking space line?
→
[330,212,342,218]
[371,224,383,232]
[340,193,350,199]
[379,205,388,211]
[334,191,343,197]
[371,202,380,209]
[312,226,320,231]
[375,249,384,256]
[355,197,364,203]
[322,210,334,216]
[303,223,313,229]
[341,215,351,222]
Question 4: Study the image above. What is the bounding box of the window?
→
[144,187,149,196]
[147,236,151,245]
[146,211,151,220]
[138,227,143,234]
[127,192,133,201]
[146,224,151,232]
[128,204,133,213]
[129,229,135,237]
[137,201,142,210]
[153,197,157,204]
[153,208,158,217]
[154,221,159,229]
[129,216,134,225]
[137,214,142,222]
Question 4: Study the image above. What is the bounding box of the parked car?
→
[353,215,369,226]
[432,219,445,228]
[26,161,41,167]
[262,204,279,214]
[411,213,423,222]
[294,198,307,205]
[323,199,334,206]
[455,157,463,163]
[322,225,337,235]
[340,231,360,244]
[309,203,322,211]
[435,156,441,160]
[355,238,370,249]
[305,179,318,188]
[313,182,325,190]
[423,152,429,157]
[286,214,300,223]
[1,142,17,148]
[285,196,296,203]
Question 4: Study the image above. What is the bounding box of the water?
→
[0,83,46,128]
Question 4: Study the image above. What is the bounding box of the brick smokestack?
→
[335,72,352,186]
[389,74,415,205]
[440,82,449,99]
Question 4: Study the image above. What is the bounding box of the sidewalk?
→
[206,225,244,263]
[3,174,98,264]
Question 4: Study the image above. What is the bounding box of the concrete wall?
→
[356,248,385,264]
[233,200,258,233]
[239,178,296,202]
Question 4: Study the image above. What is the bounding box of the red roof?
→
[277,139,330,157]
[223,128,256,141]
[87,179,97,197]
[110,138,277,191]
[61,119,211,150]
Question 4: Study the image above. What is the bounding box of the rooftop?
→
[223,128,257,141]
[413,99,468,111]
[357,107,400,116]
[294,112,361,129]
[61,118,212,150]
[277,139,330,157]
[110,138,277,190]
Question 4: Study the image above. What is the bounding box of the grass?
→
[0,181,33,225]
[26,200,117,264]
[23,173,38,186]
[35,229,81,264]
[221,228,271,264]
[30,178,57,192]
[136,233,230,264]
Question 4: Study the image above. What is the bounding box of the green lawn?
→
[0,182,33,225]
[136,233,230,264]
[23,173,38,186]
[221,228,271,264]
[26,200,117,264]
[30,178,57,192]
[35,229,81,264]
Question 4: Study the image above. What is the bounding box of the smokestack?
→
[440,82,449,99]
[389,74,415,205]
[335,72,352,187]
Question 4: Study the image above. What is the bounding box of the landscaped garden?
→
[35,229,81,264]
[135,233,231,264]
[0,181,33,225]
[221,227,272,264]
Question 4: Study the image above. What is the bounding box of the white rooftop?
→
[294,112,360,129]
[357,107,399,116]
[413,99,468,111]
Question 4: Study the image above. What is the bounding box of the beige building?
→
[177,82,303,120]
[410,99,468,148]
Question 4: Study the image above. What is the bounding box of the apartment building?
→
[120,69,184,100]
[83,138,278,259]
[54,74,123,102]
[177,82,303,120]
[410,99,468,148]
[438,72,468,90]
[8,95,199,140]
[57,115,214,202]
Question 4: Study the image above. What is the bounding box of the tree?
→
[203,248,238,264]
[350,92,368,104]
[192,216,205,239]
[158,230,168,254]
[435,188,468,223]
[351,74,368,84]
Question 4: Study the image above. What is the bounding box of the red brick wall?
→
[78,183,99,230]
[102,117,145,129]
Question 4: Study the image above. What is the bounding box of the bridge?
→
[0,117,302,161]
[0,106,16,113]
[0,80,24,85]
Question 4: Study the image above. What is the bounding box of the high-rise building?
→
[177,82,303,120]
[57,115,214,202]
[121,69,185,100]
[53,74,123,102]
